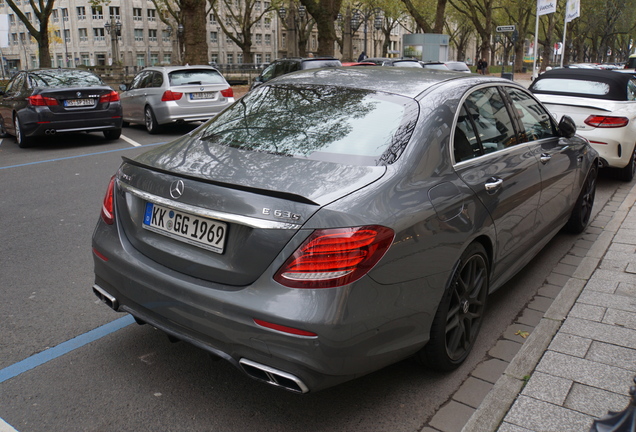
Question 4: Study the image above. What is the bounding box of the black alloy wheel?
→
[418,242,489,371]
[565,165,597,234]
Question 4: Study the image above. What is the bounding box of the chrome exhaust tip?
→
[239,358,309,393]
[92,284,119,310]
[45,129,57,135]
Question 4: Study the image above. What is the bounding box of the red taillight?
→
[161,90,183,101]
[28,95,58,106]
[99,90,120,103]
[101,176,116,225]
[253,319,317,337]
[274,226,394,288]
[584,115,629,128]
[221,88,234,98]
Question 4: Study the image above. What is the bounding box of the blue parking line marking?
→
[0,315,135,384]
[0,142,165,171]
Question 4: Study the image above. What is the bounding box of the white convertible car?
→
[530,68,636,181]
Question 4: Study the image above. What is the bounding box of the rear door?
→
[503,86,581,237]
[121,71,150,122]
[453,85,542,284]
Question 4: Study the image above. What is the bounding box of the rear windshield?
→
[198,84,419,166]
[29,69,104,87]
[393,61,423,68]
[532,78,611,96]
[169,69,226,86]
[301,60,342,70]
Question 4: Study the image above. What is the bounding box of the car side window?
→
[628,79,636,101]
[129,72,147,90]
[454,105,482,163]
[6,74,25,96]
[504,87,556,141]
[140,72,154,88]
[464,87,518,153]
[151,72,163,88]
[259,63,277,82]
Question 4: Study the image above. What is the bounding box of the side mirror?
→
[557,115,577,138]
[119,84,127,92]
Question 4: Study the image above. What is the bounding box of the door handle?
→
[484,177,503,192]
[540,153,552,164]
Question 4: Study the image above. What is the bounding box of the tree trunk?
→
[181,0,208,64]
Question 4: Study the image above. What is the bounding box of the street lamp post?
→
[351,7,383,59]
[104,19,122,66]
[278,4,307,57]
[60,9,70,67]
[177,23,185,64]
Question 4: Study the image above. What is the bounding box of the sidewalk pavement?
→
[458,179,636,432]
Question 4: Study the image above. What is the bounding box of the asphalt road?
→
[0,125,622,432]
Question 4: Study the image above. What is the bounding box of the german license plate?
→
[143,202,227,254]
[64,98,94,107]
[190,92,216,100]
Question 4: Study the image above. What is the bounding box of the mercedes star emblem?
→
[169,180,185,199]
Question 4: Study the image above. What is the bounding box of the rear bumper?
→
[91,218,435,392]
[577,131,635,169]
[153,98,234,124]
[19,107,123,137]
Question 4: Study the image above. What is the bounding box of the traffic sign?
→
[496,25,516,32]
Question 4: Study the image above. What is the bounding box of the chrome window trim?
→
[118,180,302,230]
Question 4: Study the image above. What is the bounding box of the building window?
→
[163,53,171,65]
[255,1,261,11]
[136,54,145,67]
[10,33,17,45]
[51,10,59,22]
[255,54,262,64]
[147,9,156,21]
[148,29,157,42]
[210,32,218,43]
[134,29,144,42]
[265,53,271,63]
[264,17,271,29]
[56,54,63,67]
[227,53,233,64]
[81,53,90,66]
[282,33,286,49]
[61,8,69,21]
[150,53,159,65]
[8,14,15,26]
[78,28,88,42]
[64,29,71,43]
[237,53,243,64]
[265,33,271,46]
[109,6,120,20]
[76,7,85,20]
[209,14,217,25]
[92,6,103,20]
[162,29,171,42]
[93,28,105,42]
[255,34,262,45]
[133,8,142,21]
[25,12,32,23]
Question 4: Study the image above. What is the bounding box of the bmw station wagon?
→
[92,68,598,393]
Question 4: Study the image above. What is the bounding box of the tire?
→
[417,242,489,371]
[564,165,597,234]
[144,106,160,134]
[616,145,636,182]
[14,116,33,148]
[103,129,122,140]
[122,121,130,128]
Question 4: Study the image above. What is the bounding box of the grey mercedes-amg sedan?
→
[92,67,598,393]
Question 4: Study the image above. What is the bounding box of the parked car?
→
[445,61,472,73]
[364,57,423,67]
[530,68,636,181]
[250,57,342,90]
[0,68,122,148]
[92,67,598,393]
[341,62,376,67]
[119,65,234,134]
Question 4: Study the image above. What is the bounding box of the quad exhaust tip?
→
[92,284,118,310]
[239,358,309,394]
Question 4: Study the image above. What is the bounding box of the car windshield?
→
[169,69,226,86]
[199,84,419,166]
[29,69,104,87]
[532,78,611,96]
[302,60,342,69]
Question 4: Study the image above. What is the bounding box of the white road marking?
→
[120,134,141,147]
